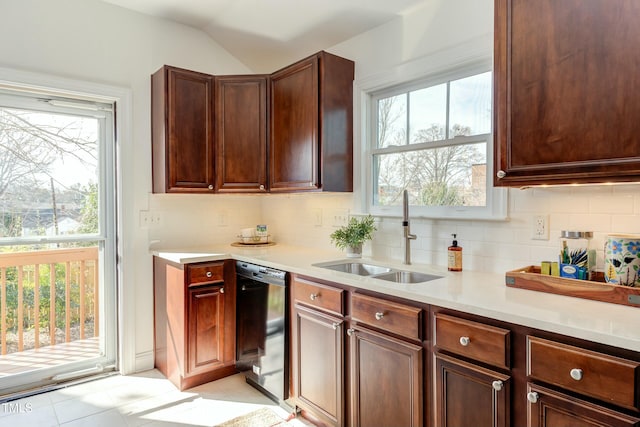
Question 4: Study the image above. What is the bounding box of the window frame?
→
[0,72,120,390]
[0,92,112,244]
[356,51,507,221]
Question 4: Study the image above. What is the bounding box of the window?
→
[0,82,118,391]
[367,66,506,219]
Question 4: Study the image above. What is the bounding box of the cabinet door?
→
[270,56,319,192]
[526,383,640,427]
[494,0,640,186]
[152,66,215,192]
[292,304,343,427]
[349,326,423,427]
[434,353,510,427]
[187,285,224,374]
[215,76,268,192]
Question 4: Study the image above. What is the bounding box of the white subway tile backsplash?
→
[568,213,611,232]
[609,215,640,234]
[588,193,634,214]
[150,183,640,277]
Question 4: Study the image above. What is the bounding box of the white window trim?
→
[353,35,508,221]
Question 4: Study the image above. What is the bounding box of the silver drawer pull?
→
[206,271,212,278]
[309,293,319,301]
[459,336,470,346]
[332,322,341,330]
[347,328,354,336]
[220,287,224,294]
[527,392,539,403]
[570,368,583,381]
[492,380,503,391]
[208,184,214,190]
[496,170,506,179]
[375,312,385,321]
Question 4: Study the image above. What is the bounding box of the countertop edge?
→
[152,245,640,353]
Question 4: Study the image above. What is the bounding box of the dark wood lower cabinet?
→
[293,304,344,427]
[187,285,225,375]
[154,258,236,390]
[288,278,640,427]
[526,384,640,427]
[349,326,423,427]
[434,353,510,427]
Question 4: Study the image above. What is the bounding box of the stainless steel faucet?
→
[403,190,416,264]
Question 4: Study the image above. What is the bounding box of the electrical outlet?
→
[140,210,162,228]
[332,209,349,227]
[532,214,549,240]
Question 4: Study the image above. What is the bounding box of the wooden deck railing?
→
[0,247,99,355]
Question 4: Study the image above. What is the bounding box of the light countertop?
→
[153,243,640,353]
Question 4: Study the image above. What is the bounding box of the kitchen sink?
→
[313,260,392,276]
[313,260,442,284]
[373,270,442,284]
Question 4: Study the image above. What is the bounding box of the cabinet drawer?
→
[187,262,224,286]
[351,293,422,341]
[527,336,640,410]
[434,313,510,369]
[293,277,344,316]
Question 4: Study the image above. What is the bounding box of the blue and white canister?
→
[604,234,640,287]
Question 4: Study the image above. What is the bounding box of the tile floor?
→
[0,370,309,426]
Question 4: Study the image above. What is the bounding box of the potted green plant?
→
[330,215,377,258]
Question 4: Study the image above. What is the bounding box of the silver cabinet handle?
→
[527,392,539,403]
[208,184,214,190]
[332,322,341,330]
[375,312,385,321]
[347,328,354,336]
[459,336,470,346]
[496,170,506,179]
[570,368,583,381]
[492,380,503,391]
[309,293,319,301]
[220,287,224,294]
[206,271,212,278]
[259,184,265,190]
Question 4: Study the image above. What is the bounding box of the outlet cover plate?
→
[532,214,549,240]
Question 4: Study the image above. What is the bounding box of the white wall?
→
[0,0,254,373]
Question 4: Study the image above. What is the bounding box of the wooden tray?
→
[506,266,640,308]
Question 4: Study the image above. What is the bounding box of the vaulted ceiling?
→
[100,0,426,70]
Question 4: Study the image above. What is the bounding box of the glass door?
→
[0,89,117,395]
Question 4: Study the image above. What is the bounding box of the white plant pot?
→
[345,244,362,258]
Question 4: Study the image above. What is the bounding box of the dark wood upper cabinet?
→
[152,66,215,193]
[152,51,354,194]
[270,51,354,192]
[494,0,640,186]
[215,76,268,193]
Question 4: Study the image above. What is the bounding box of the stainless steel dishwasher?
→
[235,261,288,404]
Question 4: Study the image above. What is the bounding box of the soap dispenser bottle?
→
[448,234,462,271]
